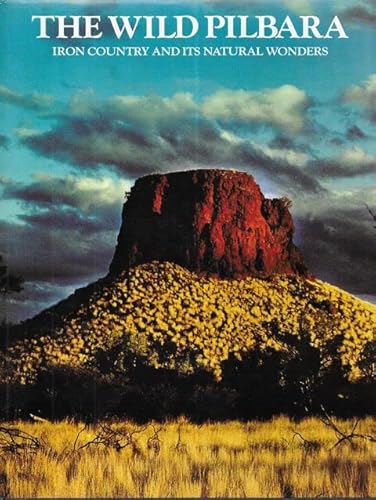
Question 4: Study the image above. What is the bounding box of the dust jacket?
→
[0,0,375,498]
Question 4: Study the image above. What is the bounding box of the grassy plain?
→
[1,416,375,497]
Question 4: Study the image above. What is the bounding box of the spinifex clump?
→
[4,261,375,385]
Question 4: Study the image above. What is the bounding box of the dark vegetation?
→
[1,332,374,422]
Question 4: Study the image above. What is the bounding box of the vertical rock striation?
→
[110,169,307,278]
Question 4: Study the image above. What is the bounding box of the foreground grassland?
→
[3,417,375,497]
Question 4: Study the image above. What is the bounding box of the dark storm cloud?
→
[325,124,368,147]
[0,207,117,323]
[20,118,175,176]
[269,135,298,151]
[0,173,126,292]
[346,124,368,141]
[310,158,376,178]
[296,209,376,295]
[340,3,376,26]
[230,141,323,195]
[18,110,323,196]
[0,134,10,149]
[0,218,117,285]
[0,172,125,322]
[2,83,322,194]
[268,134,313,154]
[329,136,345,147]
[20,117,323,195]
[18,208,114,233]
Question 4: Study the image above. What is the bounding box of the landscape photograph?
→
[0,0,375,497]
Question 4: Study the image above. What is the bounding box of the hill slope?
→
[2,261,375,388]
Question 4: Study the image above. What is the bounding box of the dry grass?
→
[1,416,375,497]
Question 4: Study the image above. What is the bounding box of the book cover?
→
[0,0,375,498]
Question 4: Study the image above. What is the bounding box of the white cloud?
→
[15,127,43,139]
[340,146,375,167]
[201,85,311,133]
[283,0,313,15]
[0,84,54,111]
[253,141,310,167]
[108,92,197,128]
[342,74,376,119]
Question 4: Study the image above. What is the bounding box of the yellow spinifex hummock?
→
[3,262,376,385]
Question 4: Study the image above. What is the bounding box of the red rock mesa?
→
[110,169,307,278]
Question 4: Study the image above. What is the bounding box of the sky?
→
[0,0,375,322]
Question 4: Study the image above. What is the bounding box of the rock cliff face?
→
[110,169,307,278]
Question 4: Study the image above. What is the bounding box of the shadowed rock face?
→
[110,169,307,278]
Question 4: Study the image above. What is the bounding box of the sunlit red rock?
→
[110,169,307,278]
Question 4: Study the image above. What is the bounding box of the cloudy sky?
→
[0,0,375,322]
